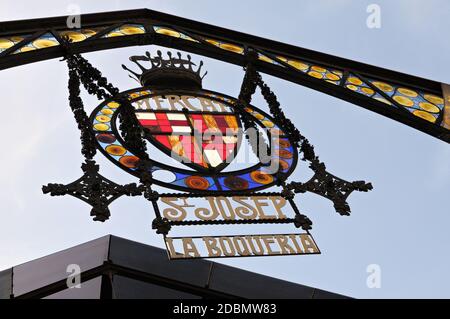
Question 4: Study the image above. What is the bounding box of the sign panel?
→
[165,233,320,259]
[158,195,294,224]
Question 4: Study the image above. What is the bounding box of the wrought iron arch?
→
[0,8,448,142]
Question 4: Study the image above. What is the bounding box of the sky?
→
[0,0,449,299]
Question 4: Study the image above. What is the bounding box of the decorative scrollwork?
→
[236,51,373,217]
[286,162,373,216]
[152,217,172,235]
[233,59,270,160]
[42,160,141,222]
[44,45,159,223]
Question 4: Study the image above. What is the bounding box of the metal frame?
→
[0,9,448,142]
[164,231,321,260]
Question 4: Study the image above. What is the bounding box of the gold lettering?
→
[166,95,186,110]
[232,196,258,220]
[182,238,200,258]
[275,235,296,254]
[161,197,187,221]
[202,237,221,257]
[269,196,288,219]
[215,197,236,220]
[165,238,184,259]
[199,97,218,112]
[215,101,229,112]
[134,98,151,110]
[246,236,265,255]
[300,234,319,253]
[152,96,165,110]
[219,237,236,257]
[166,234,319,259]
[194,197,218,221]
[253,197,276,219]
[288,234,304,254]
[261,236,280,255]
[181,96,201,111]
[232,237,251,256]
[203,197,221,221]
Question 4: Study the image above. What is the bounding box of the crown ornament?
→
[122,50,207,89]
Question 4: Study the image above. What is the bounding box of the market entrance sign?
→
[159,195,293,223]
[43,49,372,260]
[165,233,320,259]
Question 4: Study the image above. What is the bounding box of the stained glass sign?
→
[91,88,298,194]
[135,95,241,171]
[42,48,373,260]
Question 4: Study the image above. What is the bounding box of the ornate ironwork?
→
[44,46,371,237]
[233,58,269,161]
[122,50,207,89]
[233,52,373,216]
[1,9,447,142]
[43,48,159,222]
[152,217,172,235]
[286,163,373,216]
[42,160,141,222]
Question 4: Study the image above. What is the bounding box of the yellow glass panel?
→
[289,60,308,71]
[105,145,126,156]
[362,87,375,95]
[326,73,340,81]
[220,43,244,54]
[419,102,440,113]
[393,95,414,107]
[10,36,24,42]
[308,71,323,79]
[205,39,220,46]
[254,113,265,120]
[347,77,363,86]
[107,102,120,109]
[60,31,87,42]
[96,115,111,123]
[120,26,145,35]
[424,94,444,105]
[258,54,275,63]
[398,88,418,97]
[311,66,326,73]
[262,120,275,128]
[276,56,309,71]
[374,97,392,105]
[94,123,110,131]
[107,32,124,37]
[412,110,436,123]
[83,29,97,37]
[372,81,394,93]
[155,28,180,38]
[0,38,14,49]
[18,46,35,52]
[33,38,58,49]
[204,38,243,54]
[346,84,358,91]
[101,109,114,115]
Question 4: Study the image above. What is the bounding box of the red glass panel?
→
[138,110,240,170]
